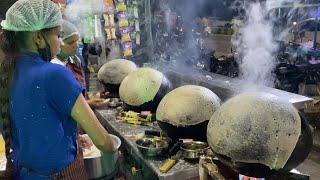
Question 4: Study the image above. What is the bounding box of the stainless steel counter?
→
[162,69,313,110]
[95,109,199,180]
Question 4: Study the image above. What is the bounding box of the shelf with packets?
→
[103,0,143,58]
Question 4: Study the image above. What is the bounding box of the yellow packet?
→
[119,20,129,27]
[124,49,133,57]
[117,4,127,11]
[121,34,131,42]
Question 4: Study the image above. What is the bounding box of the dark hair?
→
[0,28,54,171]
[0,30,20,171]
[1,28,56,57]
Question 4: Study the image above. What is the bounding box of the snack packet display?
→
[104,14,115,27]
[122,41,133,57]
[118,11,129,27]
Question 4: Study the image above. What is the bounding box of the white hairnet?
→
[0,0,62,32]
[61,20,79,41]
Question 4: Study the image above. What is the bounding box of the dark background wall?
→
[0,0,17,20]
[151,0,238,21]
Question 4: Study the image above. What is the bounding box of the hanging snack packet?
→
[119,27,131,42]
[104,14,115,27]
[133,6,139,18]
[122,41,133,57]
[118,11,129,27]
[127,5,134,17]
[130,31,136,40]
[106,28,112,40]
[115,0,127,11]
[135,20,140,32]
[129,19,135,27]
[111,28,116,39]
[106,27,116,40]
[136,33,140,45]
[116,4,127,11]
[104,0,115,13]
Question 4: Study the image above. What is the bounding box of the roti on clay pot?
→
[157,85,221,126]
[157,85,221,141]
[119,67,171,112]
[207,92,303,176]
[98,59,137,94]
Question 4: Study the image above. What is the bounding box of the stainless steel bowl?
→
[82,134,121,179]
[136,137,169,157]
[181,141,209,159]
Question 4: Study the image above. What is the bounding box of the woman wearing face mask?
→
[51,20,108,109]
[0,0,115,179]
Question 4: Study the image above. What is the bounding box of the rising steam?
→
[232,2,278,87]
[64,0,108,64]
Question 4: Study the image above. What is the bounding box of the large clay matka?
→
[207,92,301,170]
[98,59,137,85]
[157,85,221,126]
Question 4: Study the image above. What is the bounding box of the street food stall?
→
[60,0,320,179]
[92,60,315,179]
[1,0,320,179]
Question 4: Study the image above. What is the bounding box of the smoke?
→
[271,0,310,42]
[64,0,104,37]
[107,41,122,60]
[232,0,320,93]
[232,2,278,87]
[64,0,107,64]
[232,0,308,89]
[151,0,229,73]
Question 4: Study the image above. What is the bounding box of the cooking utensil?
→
[168,140,183,157]
[145,130,161,137]
[136,137,169,157]
[159,151,182,173]
[82,134,121,179]
[181,141,209,160]
[159,141,209,173]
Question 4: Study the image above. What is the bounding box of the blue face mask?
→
[38,33,52,62]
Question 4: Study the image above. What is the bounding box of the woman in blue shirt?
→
[0,0,115,179]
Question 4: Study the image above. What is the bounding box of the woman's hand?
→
[79,135,93,150]
[87,98,109,109]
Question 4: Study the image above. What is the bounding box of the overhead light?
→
[293,22,297,25]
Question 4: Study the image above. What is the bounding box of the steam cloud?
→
[64,0,108,64]
[64,0,104,37]
[232,0,305,88]
[151,0,230,72]
[232,2,278,87]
